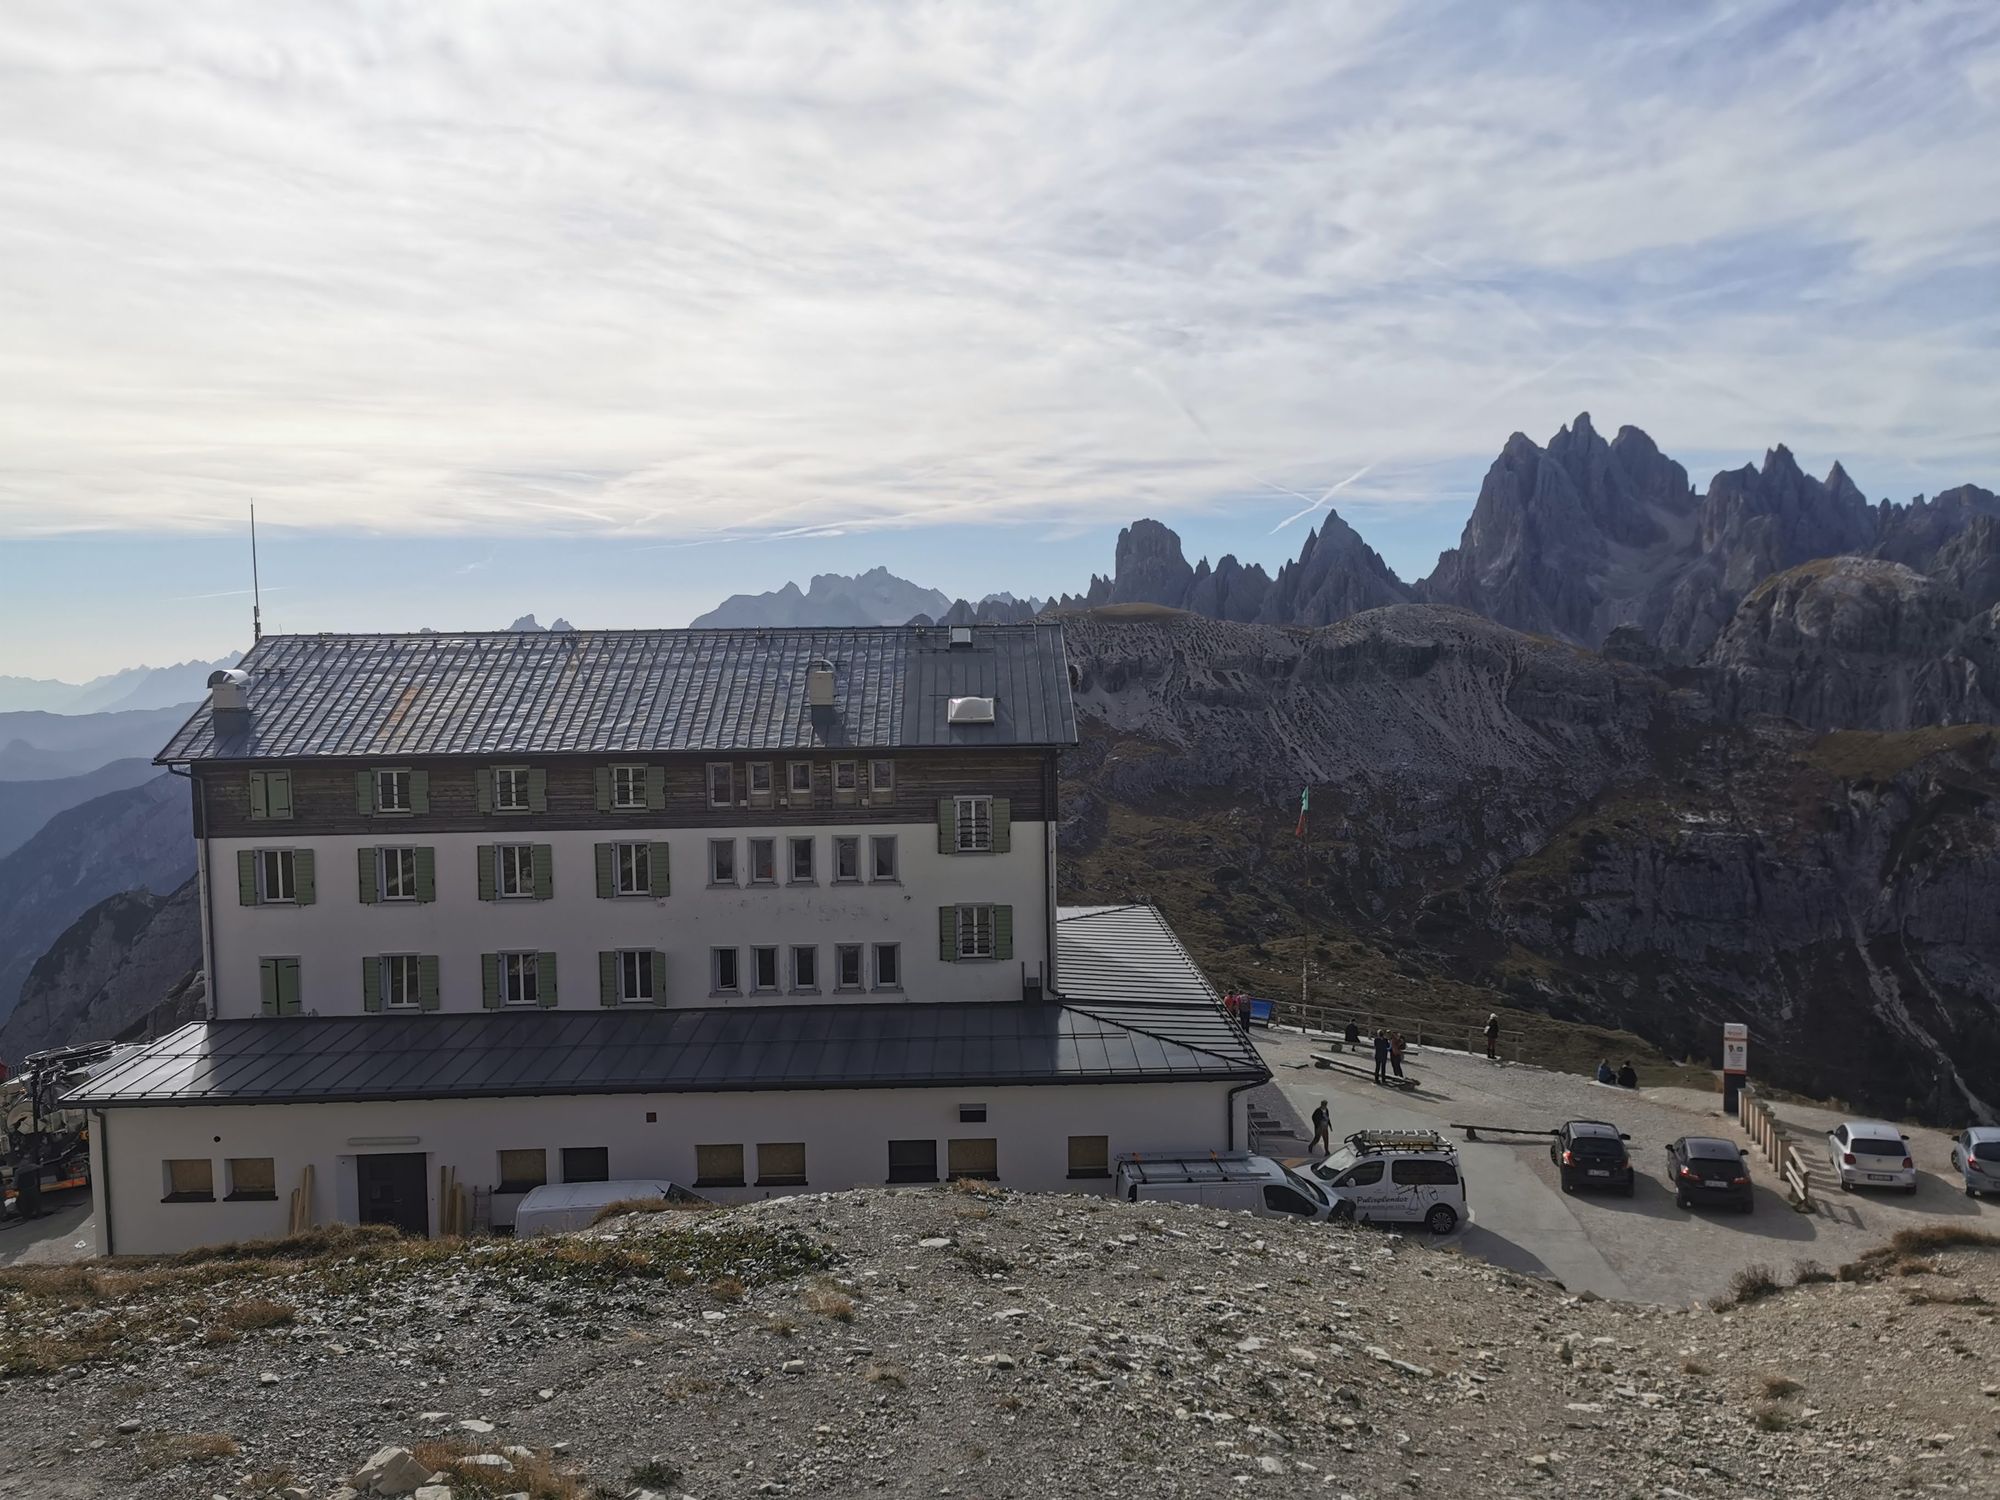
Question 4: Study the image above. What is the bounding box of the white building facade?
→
[74,626,1265,1254]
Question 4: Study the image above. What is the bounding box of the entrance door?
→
[356,1153,429,1237]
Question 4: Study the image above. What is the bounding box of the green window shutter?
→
[650,842,672,896]
[414,847,435,903]
[528,767,548,813]
[238,850,260,907]
[259,957,279,1016]
[475,768,493,815]
[594,767,612,812]
[477,845,496,902]
[418,955,441,1011]
[357,847,379,904]
[650,950,668,1001]
[276,958,301,1016]
[594,843,614,900]
[939,906,957,962]
[936,798,956,854]
[645,765,666,811]
[248,772,268,821]
[532,844,555,900]
[599,951,618,1007]
[362,956,382,1014]
[355,770,374,815]
[994,905,1014,961]
[481,954,501,1010]
[538,952,559,1007]
[269,771,293,820]
[409,770,430,814]
[991,798,1012,854]
[293,849,316,906]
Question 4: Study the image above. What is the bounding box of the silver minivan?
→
[1113,1152,1341,1221]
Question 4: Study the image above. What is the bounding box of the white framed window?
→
[957,904,995,960]
[498,843,535,898]
[615,842,651,896]
[257,848,296,903]
[870,835,898,883]
[617,949,655,1004]
[874,942,901,990]
[787,761,813,797]
[376,768,413,813]
[791,945,818,992]
[380,846,418,901]
[711,947,740,995]
[709,839,737,886]
[494,766,531,812]
[869,759,894,795]
[384,954,422,1010]
[835,943,863,990]
[788,836,815,884]
[748,762,773,802]
[500,951,540,1006]
[752,946,780,992]
[611,764,646,810]
[955,795,993,852]
[833,836,860,882]
[833,760,858,798]
[749,837,777,885]
[707,762,734,808]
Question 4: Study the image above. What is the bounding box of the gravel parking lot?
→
[1257,1027,1997,1306]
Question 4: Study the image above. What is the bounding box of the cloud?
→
[0,1,1995,544]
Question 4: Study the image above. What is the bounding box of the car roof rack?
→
[1344,1129,1455,1154]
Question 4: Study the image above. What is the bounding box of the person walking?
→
[1372,1028,1390,1085]
[1309,1100,1333,1156]
[1389,1030,1407,1080]
[1484,1013,1500,1061]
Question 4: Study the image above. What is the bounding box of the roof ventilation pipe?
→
[806,658,836,708]
[209,667,251,735]
[948,625,973,648]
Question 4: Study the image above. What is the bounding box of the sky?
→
[3,2,1998,681]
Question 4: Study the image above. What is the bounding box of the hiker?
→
[1596,1058,1616,1085]
[1484,1013,1500,1061]
[1372,1028,1391,1085]
[1389,1030,1407,1080]
[1344,1019,1361,1046]
[1617,1060,1638,1089]
[1221,990,1241,1026]
[1310,1100,1333,1155]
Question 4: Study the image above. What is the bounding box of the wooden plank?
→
[1311,1052,1419,1089]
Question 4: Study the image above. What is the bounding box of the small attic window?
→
[948,625,974,648]
[947,695,996,726]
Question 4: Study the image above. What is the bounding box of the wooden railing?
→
[1737,1082,1813,1210]
[1262,996,1515,1062]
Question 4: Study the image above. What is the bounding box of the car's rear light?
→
[1902,1156,1913,1169]
[1843,1153,1855,1165]
[1678,1166,1695,1179]
[1732,1176,1749,1186]
[1561,1150,1573,1165]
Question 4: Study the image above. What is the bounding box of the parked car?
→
[1665,1135,1754,1212]
[513,1179,705,1236]
[1307,1129,1466,1234]
[1949,1127,2000,1199]
[1550,1120,1635,1195]
[1825,1119,1918,1194]
[1113,1152,1341,1221]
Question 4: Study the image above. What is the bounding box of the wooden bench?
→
[1310,1052,1418,1090]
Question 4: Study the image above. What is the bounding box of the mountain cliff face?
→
[1056,609,2000,1122]
[690,568,954,629]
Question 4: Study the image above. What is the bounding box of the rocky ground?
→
[1,1189,1996,1499]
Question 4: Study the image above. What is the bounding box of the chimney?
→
[948,625,974,648]
[208,668,250,735]
[806,658,836,708]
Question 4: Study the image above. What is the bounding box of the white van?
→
[1112,1152,1340,1221]
[512,1179,703,1236]
[1307,1130,1467,1234]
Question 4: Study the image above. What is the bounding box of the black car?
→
[1551,1120,1634,1195]
[1666,1135,1754,1212]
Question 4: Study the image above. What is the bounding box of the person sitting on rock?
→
[1596,1059,1617,1085]
[1617,1060,1638,1089]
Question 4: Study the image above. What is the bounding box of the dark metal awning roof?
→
[156,624,1077,762]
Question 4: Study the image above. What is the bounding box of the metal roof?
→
[156,625,1077,762]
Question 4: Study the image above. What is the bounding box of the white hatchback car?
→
[1950,1127,2000,1199]
[1825,1119,1917,1194]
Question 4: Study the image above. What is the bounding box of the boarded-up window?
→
[1068,1135,1110,1179]
[497,1148,547,1194]
[756,1142,807,1186]
[226,1157,276,1200]
[695,1143,745,1187]
[164,1158,213,1201]
[948,1138,999,1181]
[887,1139,937,1184]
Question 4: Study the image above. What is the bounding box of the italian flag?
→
[1294,786,1310,838]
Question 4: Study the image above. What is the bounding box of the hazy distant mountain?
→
[0,653,241,714]
[0,704,198,780]
[690,568,955,628]
[507,615,575,632]
[0,758,162,858]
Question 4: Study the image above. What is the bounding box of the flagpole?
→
[1297,786,1310,1016]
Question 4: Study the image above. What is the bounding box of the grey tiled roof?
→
[156,625,1076,762]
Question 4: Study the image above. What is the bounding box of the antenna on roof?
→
[249,503,264,644]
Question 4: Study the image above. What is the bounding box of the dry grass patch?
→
[1750,1404,1795,1433]
[803,1280,856,1322]
[1719,1263,1782,1309]
[1681,1357,1711,1377]
[1759,1373,1802,1398]
[764,1314,799,1337]
[588,1195,713,1225]
[662,1375,716,1401]
[412,1437,586,1500]
[708,1274,747,1303]
[949,1176,1005,1200]
[861,1362,907,1387]
[135,1432,239,1473]
[215,1297,295,1331]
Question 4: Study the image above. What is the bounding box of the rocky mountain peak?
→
[1108,519,1196,607]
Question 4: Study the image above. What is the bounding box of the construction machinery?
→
[2,1040,130,1219]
